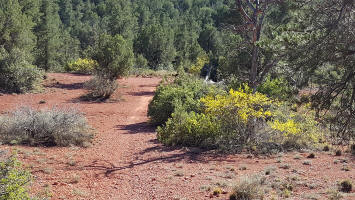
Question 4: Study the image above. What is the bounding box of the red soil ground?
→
[0,73,354,200]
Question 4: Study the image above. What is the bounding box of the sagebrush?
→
[0,106,93,146]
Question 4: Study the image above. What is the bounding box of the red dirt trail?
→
[0,73,354,200]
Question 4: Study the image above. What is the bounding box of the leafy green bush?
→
[92,34,134,80]
[157,82,322,152]
[148,74,213,125]
[0,154,31,200]
[65,58,97,74]
[134,54,148,68]
[157,109,219,148]
[0,106,93,146]
[0,64,44,93]
[257,76,294,101]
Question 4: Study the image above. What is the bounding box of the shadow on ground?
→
[115,122,155,134]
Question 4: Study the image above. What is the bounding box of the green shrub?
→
[157,110,219,148]
[84,76,118,100]
[0,154,31,200]
[65,58,97,74]
[257,76,294,101]
[0,64,44,93]
[92,34,134,80]
[134,54,148,68]
[0,106,93,146]
[148,74,215,125]
[267,103,322,150]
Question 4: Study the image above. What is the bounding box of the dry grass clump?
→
[0,106,93,146]
[83,76,118,100]
[230,175,264,200]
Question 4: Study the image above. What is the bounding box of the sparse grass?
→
[72,188,89,197]
[68,174,80,184]
[293,154,302,160]
[200,185,212,191]
[280,164,290,169]
[129,68,176,77]
[66,159,77,166]
[341,164,350,171]
[42,167,53,174]
[174,171,184,177]
[238,165,247,170]
[0,106,93,147]
[328,189,343,200]
[230,175,264,200]
[265,166,277,175]
[303,160,312,165]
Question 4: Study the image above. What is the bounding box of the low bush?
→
[84,76,118,100]
[129,68,175,77]
[148,74,217,125]
[0,106,93,146]
[339,180,352,193]
[65,58,97,74]
[157,82,322,152]
[0,154,31,200]
[0,64,44,93]
[257,76,294,101]
[157,110,219,148]
[188,55,209,76]
[229,176,264,200]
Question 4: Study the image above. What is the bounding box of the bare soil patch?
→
[0,73,354,200]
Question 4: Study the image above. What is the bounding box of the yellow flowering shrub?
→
[201,84,273,123]
[269,104,322,147]
[189,55,209,75]
[65,58,98,74]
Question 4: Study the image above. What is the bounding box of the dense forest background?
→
[0,0,354,140]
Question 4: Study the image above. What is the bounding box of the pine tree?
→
[35,0,63,71]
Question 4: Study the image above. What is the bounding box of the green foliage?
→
[0,0,43,93]
[257,76,294,101]
[134,54,148,68]
[0,61,44,93]
[92,34,134,80]
[188,54,209,75]
[157,110,219,148]
[157,80,322,152]
[0,154,31,200]
[0,106,93,146]
[65,58,97,74]
[134,24,176,69]
[148,74,214,125]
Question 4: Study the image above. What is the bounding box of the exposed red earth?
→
[0,73,354,200]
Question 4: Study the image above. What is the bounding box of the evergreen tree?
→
[35,0,63,71]
[0,0,43,93]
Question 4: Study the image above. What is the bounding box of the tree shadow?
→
[115,122,155,134]
[126,91,155,96]
[80,150,210,178]
[46,82,85,90]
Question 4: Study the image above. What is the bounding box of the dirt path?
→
[0,73,354,200]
